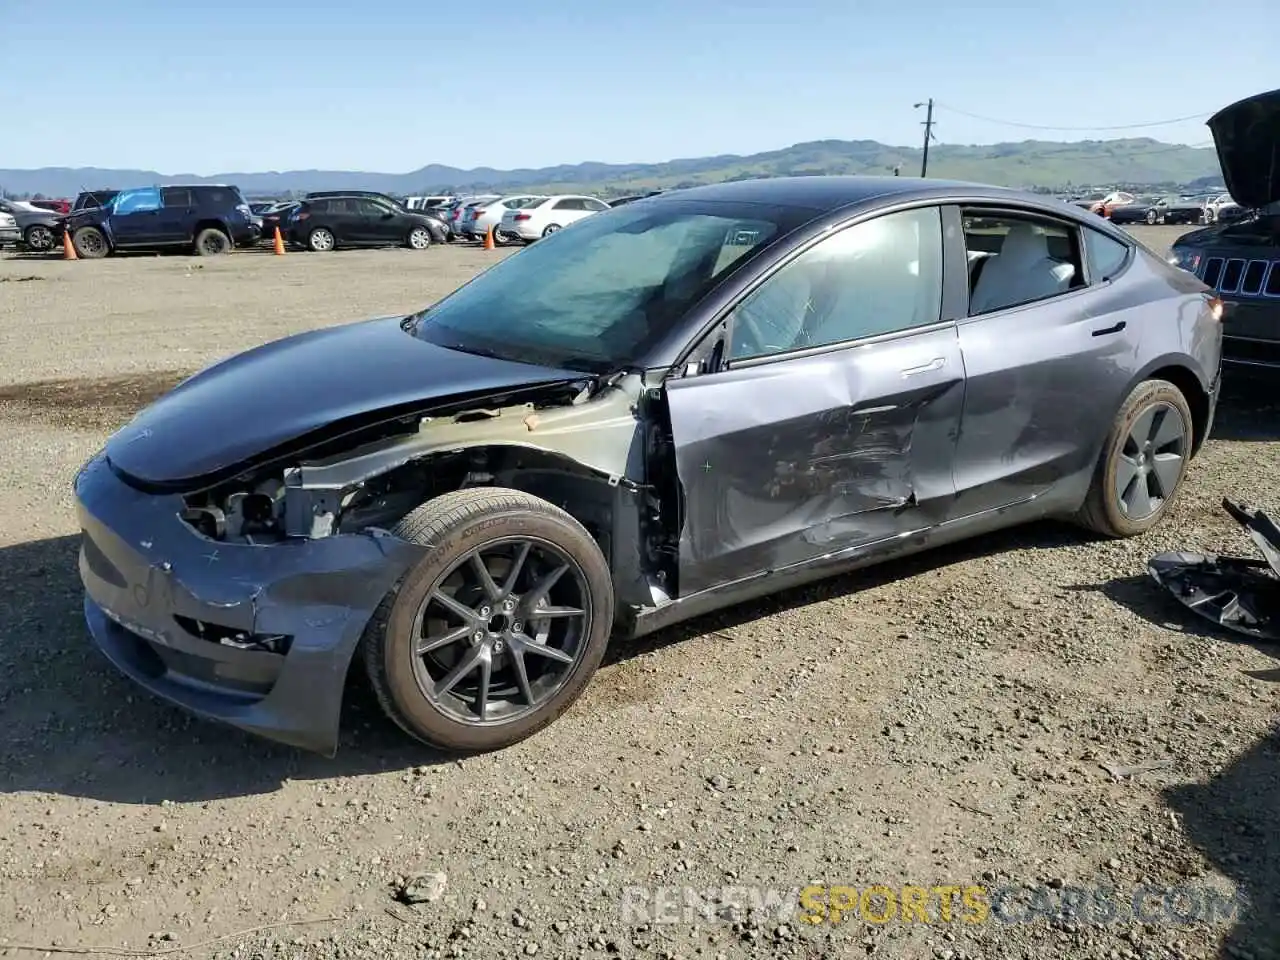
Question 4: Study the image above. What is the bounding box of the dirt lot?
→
[0,227,1277,960]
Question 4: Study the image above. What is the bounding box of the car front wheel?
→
[407,225,432,250]
[72,226,109,259]
[362,488,614,752]
[1075,379,1194,537]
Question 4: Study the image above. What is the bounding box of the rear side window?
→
[161,187,195,208]
[1083,228,1131,282]
[961,211,1084,315]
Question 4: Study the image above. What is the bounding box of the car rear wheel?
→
[362,488,614,753]
[1074,379,1194,538]
[194,228,231,256]
[407,225,432,250]
[541,224,561,238]
[72,226,109,259]
[1145,209,1157,225]
[24,224,55,252]
[307,227,335,252]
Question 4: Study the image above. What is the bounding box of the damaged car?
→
[75,175,1223,756]
[1170,87,1280,371]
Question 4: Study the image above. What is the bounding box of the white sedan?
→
[499,194,610,241]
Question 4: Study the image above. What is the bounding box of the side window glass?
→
[161,187,194,208]
[1083,228,1131,282]
[112,188,162,215]
[358,200,388,217]
[963,211,1084,315]
[728,206,944,362]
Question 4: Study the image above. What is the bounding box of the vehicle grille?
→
[1197,256,1280,298]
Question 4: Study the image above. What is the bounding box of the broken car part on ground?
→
[1149,498,1280,641]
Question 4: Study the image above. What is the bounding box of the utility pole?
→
[914,99,936,177]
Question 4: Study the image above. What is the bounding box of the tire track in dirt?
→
[0,370,192,431]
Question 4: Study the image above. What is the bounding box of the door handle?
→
[901,357,945,377]
[1091,321,1127,337]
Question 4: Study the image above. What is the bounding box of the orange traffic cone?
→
[62,228,78,261]
[483,225,495,251]
[273,226,286,255]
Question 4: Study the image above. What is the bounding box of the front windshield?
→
[409,199,808,371]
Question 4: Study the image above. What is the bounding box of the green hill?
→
[0,137,1221,199]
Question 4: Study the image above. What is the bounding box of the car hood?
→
[1208,87,1280,208]
[104,316,590,489]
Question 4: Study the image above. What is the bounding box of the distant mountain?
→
[0,137,1222,199]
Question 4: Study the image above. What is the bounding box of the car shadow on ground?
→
[1165,727,1280,960]
[0,520,1093,806]
[1087,572,1280,958]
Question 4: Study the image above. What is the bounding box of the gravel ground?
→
[0,228,1277,960]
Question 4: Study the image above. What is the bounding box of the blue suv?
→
[62,184,259,258]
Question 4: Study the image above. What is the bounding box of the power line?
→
[933,102,1212,132]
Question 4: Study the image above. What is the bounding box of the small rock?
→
[394,871,447,905]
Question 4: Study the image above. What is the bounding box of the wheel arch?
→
[193,218,230,240]
[1127,358,1213,458]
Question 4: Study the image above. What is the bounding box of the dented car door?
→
[665,205,964,596]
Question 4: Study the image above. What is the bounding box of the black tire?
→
[1145,209,1157,225]
[307,227,336,252]
[24,224,55,252]
[194,228,230,256]
[362,488,614,753]
[1074,379,1194,538]
[72,226,109,259]
[541,224,561,238]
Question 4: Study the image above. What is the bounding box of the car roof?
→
[646,175,1031,212]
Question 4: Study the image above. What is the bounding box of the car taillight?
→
[296,211,310,221]
[514,213,532,221]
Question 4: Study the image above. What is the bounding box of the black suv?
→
[63,184,259,258]
[284,194,448,252]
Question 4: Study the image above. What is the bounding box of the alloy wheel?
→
[1114,401,1186,520]
[310,229,334,252]
[409,536,592,725]
[26,225,54,251]
[409,226,431,249]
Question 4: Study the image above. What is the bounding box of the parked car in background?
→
[0,197,64,251]
[1216,202,1253,225]
[444,196,501,240]
[284,194,448,251]
[1170,87,1280,372]
[0,210,18,249]
[62,184,258,258]
[1163,194,1216,225]
[28,198,71,215]
[1107,195,1175,225]
[499,194,610,241]
[72,190,120,212]
[259,200,300,241]
[72,175,1221,756]
[463,195,546,241]
[404,195,455,210]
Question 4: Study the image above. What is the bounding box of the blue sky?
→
[2,0,1275,174]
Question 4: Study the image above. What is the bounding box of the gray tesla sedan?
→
[74,175,1223,756]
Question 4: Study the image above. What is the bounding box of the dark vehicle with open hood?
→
[75,175,1223,757]
[1170,87,1280,372]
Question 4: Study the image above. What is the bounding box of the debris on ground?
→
[1148,498,1280,640]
